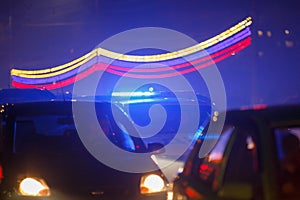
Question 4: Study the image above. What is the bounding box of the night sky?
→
[0,0,299,108]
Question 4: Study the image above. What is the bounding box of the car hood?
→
[2,133,162,199]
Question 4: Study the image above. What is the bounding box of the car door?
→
[173,125,237,200]
[218,123,261,200]
[174,122,261,200]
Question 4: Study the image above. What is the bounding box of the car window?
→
[115,122,136,151]
[13,113,146,154]
[120,101,212,163]
[99,114,138,152]
[127,102,211,149]
[274,127,300,199]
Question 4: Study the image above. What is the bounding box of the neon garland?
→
[12,37,251,89]
[11,17,252,77]
[12,27,251,83]
[11,17,253,89]
[11,50,98,75]
[95,17,252,62]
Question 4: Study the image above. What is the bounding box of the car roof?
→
[2,100,111,117]
[224,104,300,125]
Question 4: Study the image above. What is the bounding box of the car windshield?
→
[11,100,211,157]
[115,98,212,162]
[11,102,148,154]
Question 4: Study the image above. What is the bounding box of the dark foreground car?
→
[0,96,213,200]
[173,104,300,200]
[0,101,169,200]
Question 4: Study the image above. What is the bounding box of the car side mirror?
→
[218,183,253,200]
[147,143,165,154]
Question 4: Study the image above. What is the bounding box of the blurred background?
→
[0,0,299,109]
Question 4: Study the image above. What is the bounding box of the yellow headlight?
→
[140,174,166,194]
[19,177,50,196]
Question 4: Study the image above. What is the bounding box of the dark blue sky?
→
[0,0,299,108]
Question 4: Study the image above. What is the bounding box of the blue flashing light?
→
[194,126,205,139]
[112,91,156,97]
[188,126,220,142]
[148,87,154,92]
[198,134,220,140]
[116,98,159,105]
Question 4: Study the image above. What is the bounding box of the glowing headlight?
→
[19,177,50,196]
[140,174,166,194]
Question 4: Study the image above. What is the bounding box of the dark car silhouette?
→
[173,104,300,200]
[0,96,213,200]
[0,101,168,200]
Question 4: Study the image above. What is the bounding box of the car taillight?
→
[0,165,3,184]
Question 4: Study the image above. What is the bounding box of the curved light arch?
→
[95,17,251,62]
[12,27,251,82]
[11,17,253,89]
[12,37,251,90]
[11,17,252,77]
